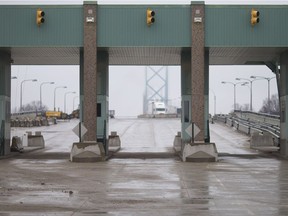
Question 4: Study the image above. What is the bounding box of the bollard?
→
[22,133,28,146]
[108,131,121,152]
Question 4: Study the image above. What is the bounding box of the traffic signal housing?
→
[251,9,259,26]
[147,9,155,26]
[36,9,45,26]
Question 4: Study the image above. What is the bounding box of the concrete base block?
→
[70,142,105,162]
[108,132,121,154]
[250,132,279,151]
[22,134,28,146]
[182,143,218,162]
[108,131,121,148]
[27,134,45,148]
[10,136,23,152]
[251,132,273,147]
[173,132,182,152]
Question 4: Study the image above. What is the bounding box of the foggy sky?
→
[11,65,277,117]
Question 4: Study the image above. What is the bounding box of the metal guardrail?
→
[214,112,280,147]
[234,110,280,127]
[11,110,43,116]
[234,110,280,119]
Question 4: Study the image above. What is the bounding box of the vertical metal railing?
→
[103,120,108,156]
[206,120,210,143]
[0,120,5,156]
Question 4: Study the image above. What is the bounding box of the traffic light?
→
[146,9,155,26]
[36,9,45,26]
[251,9,260,26]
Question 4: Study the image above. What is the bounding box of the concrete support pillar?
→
[180,37,210,144]
[181,50,192,143]
[178,2,217,162]
[83,2,97,141]
[96,51,109,148]
[0,52,11,156]
[71,3,105,162]
[191,2,205,142]
[279,51,288,157]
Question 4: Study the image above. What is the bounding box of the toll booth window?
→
[184,101,189,123]
[97,103,101,117]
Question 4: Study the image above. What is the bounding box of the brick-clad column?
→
[0,52,11,155]
[191,2,205,142]
[83,2,97,141]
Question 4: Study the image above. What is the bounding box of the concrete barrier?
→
[70,142,105,162]
[10,136,24,152]
[41,118,49,126]
[35,131,42,136]
[215,115,226,123]
[11,117,51,127]
[22,133,28,146]
[108,131,121,152]
[226,118,233,127]
[238,124,250,135]
[250,133,274,148]
[173,132,182,152]
[27,131,45,148]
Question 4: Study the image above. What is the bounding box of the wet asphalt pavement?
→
[1,118,288,215]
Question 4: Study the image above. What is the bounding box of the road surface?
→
[1,118,287,215]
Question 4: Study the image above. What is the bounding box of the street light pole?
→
[221,81,248,111]
[64,91,76,113]
[20,79,37,111]
[54,86,67,111]
[40,82,54,110]
[267,78,276,103]
[241,83,251,110]
[73,96,79,111]
[209,88,216,116]
[236,77,258,111]
[250,76,276,109]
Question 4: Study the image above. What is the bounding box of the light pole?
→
[250,76,276,104]
[235,77,258,111]
[221,81,248,111]
[64,91,76,114]
[209,88,216,116]
[241,82,251,110]
[73,96,79,111]
[40,82,54,110]
[20,79,37,111]
[11,76,17,113]
[54,86,67,111]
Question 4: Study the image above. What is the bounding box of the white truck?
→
[148,101,167,115]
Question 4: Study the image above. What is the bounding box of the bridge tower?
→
[143,66,168,114]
